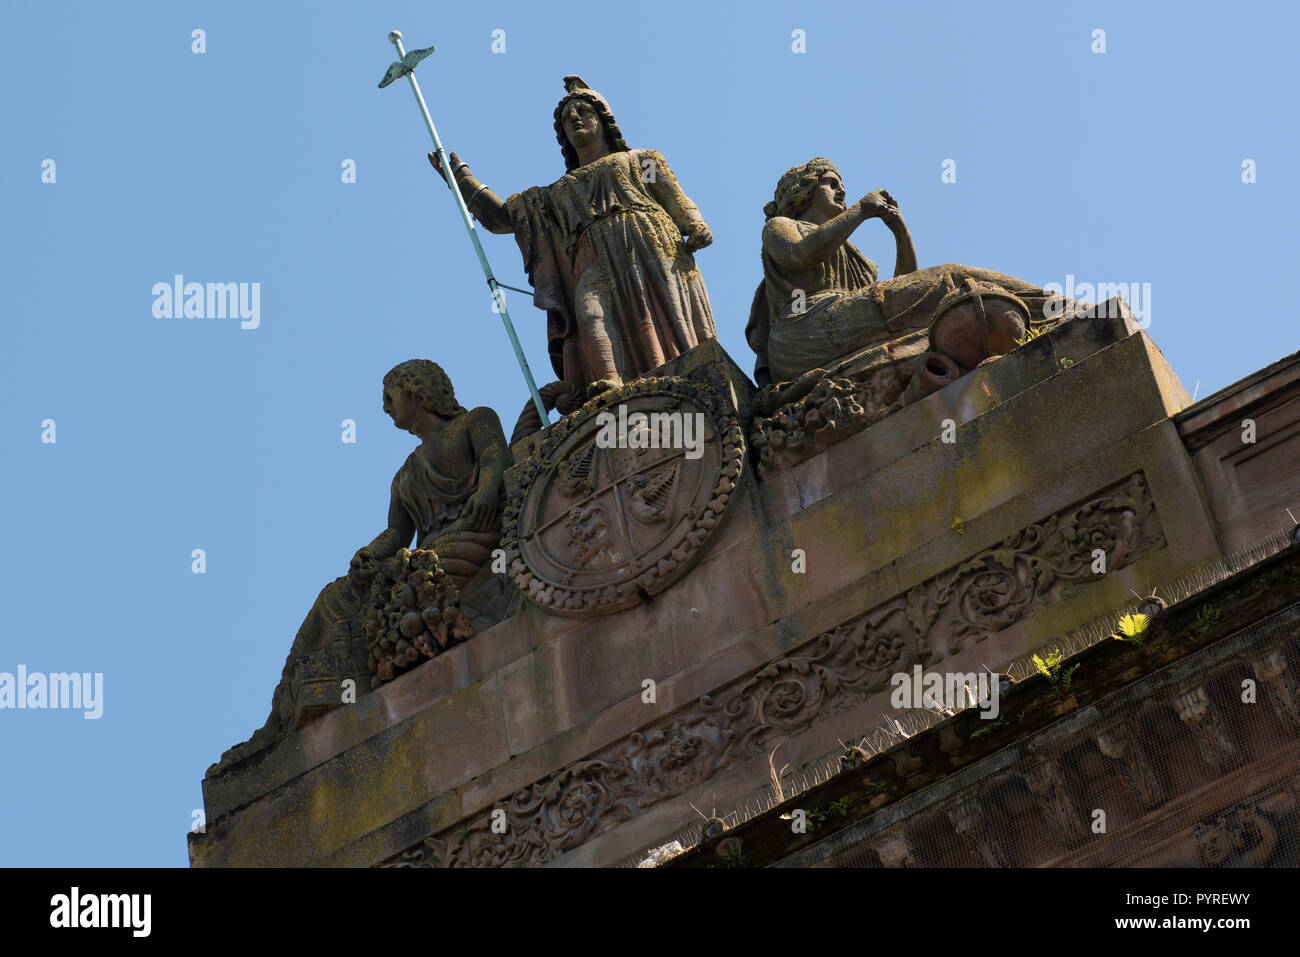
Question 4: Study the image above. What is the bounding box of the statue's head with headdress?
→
[553,75,630,172]
[764,157,841,220]
[383,359,467,421]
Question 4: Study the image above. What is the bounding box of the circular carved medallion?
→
[502,376,745,616]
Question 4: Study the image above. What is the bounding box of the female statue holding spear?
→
[430,76,718,394]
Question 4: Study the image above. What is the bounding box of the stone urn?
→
[928,279,1031,371]
[903,350,963,402]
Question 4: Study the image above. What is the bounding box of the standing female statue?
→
[748,158,1074,387]
[431,76,717,393]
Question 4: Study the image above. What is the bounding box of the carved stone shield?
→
[502,376,746,616]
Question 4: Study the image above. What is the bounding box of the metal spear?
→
[381,30,548,423]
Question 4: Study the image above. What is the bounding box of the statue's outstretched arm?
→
[638,149,712,251]
[428,151,513,234]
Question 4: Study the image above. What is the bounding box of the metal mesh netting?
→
[775,599,1300,868]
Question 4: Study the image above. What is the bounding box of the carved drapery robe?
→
[393,445,502,591]
[507,148,716,388]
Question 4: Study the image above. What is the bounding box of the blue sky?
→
[2,0,1296,866]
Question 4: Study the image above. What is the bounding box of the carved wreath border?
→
[501,374,747,615]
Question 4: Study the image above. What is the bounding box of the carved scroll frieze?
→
[384,600,915,867]
[382,473,1165,867]
[906,472,1165,659]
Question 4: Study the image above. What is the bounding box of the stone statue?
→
[746,157,1077,387]
[744,157,1094,477]
[350,359,514,680]
[430,76,717,394]
[221,360,513,765]
[351,359,510,613]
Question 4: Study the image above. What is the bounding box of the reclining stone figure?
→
[744,158,1093,474]
[747,156,1082,391]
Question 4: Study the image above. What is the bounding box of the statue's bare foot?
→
[587,377,623,399]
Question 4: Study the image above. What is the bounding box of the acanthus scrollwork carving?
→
[906,472,1165,658]
[381,472,1164,867]
[381,601,915,868]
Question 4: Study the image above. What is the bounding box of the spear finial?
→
[379,32,548,423]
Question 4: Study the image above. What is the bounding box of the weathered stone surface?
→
[191,674,511,867]
[292,330,1206,868]
[194,323,1291,869]
[746,157,1091,390]
[749,300,1143,476]
[1176,350,1300,553]
[663,544,1300,868]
